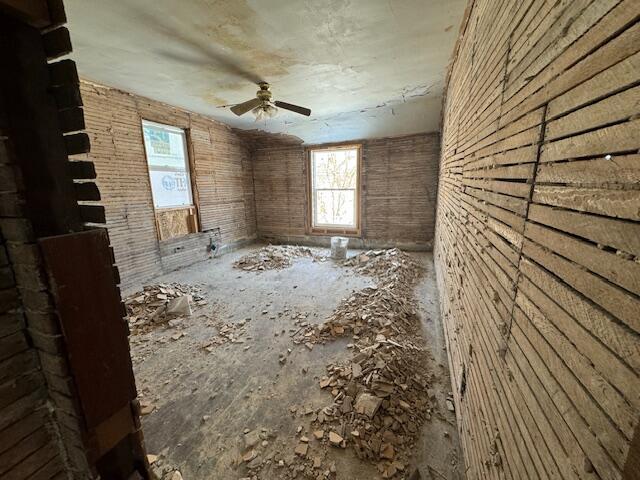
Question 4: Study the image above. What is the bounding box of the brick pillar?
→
[0,3,149,479]
[1,112,91,478]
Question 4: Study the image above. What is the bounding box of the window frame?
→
[140,119,200,241]
[306,144,362,237]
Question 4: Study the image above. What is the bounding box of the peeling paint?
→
[65,0,466,143]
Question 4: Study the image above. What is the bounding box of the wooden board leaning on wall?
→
[155,206,198,241]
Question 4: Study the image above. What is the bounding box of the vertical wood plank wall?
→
[252,133,440,248]
[434,1,640,479]
[77,82,257,291]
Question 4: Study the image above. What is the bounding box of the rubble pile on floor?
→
[295,249,423,344]
[234,245,324,272]
[289,248,433,478]
[200,318,250,351]
[124,283,207,334]
[342,248,421,279]
[146,452,183,480]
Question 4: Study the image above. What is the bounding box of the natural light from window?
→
[142,120,193,209]
[310,147,359,229]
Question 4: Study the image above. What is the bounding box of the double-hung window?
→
[309,145,360,235]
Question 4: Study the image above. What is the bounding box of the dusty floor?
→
[129,244,462,480]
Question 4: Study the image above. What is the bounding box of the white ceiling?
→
[64,0,466,144]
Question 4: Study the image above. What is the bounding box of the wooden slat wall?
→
[363,133,440,244]
[434,1,640,479]
[252,133,440,247]
[252,144,307,238]
[77,82,257,290]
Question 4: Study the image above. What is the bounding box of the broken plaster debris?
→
[287,248,435,478]
[239,249,435,479]
[132,246,450,480]
[200,319,250,351]
[124,283,206,335]
[233,244,326,272]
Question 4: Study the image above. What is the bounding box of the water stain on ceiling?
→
[65,0,467,144]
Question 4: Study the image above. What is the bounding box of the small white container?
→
[330,236,349,260]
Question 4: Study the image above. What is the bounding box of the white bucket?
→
[330,236,349,260]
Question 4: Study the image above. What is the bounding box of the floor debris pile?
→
[342,249,420,278]
[146,451,183,480]
[296,249,423,344]
[291,248,434,478]
[129,245,459,480]
[315,342,433,478]
[236,424,340,480]
[234,245,325,272]
[124,283,207,334]
[200,317,250,351]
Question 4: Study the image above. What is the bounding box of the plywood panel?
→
[155,207,197,241]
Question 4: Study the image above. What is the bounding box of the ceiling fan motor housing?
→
[257,83,272,103]
[230,82,310,117]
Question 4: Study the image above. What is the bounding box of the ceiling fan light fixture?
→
[252,103,278,121]
[231,82,310,118]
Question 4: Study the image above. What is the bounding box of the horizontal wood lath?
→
[252,144,306,238]
[363,134,440,243]
[252,133,440,247]
[435,1,640,479]
[76,82,257,289]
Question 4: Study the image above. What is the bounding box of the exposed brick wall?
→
[1,102,90,480]
[435,1,640,478]
[77,82,257,291]
[252,133,440,249]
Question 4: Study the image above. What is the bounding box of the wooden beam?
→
[0,0,50,28]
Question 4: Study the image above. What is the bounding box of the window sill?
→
[154,205,195,212]
[308,227,360,237]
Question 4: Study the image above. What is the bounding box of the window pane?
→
[142,121,193,208]
[147,170,192,209]
[312,149,357,189]
[315,190,355,227]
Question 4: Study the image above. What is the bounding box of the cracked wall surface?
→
[63,0,466,144]
[434,1,640,478]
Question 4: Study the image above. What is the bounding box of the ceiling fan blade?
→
[123,1,263,85]
[159,50,211,68]
[230,98,261,116]
[275,101,311,116]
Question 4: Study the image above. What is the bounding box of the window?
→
[309,145,360,234]
[142,120,198,240]
[142,120,193,209]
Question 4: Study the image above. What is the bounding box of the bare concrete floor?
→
[130,244,462,480]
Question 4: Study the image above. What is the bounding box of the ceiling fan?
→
[129,6,310,122]
[231,82,311,121]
